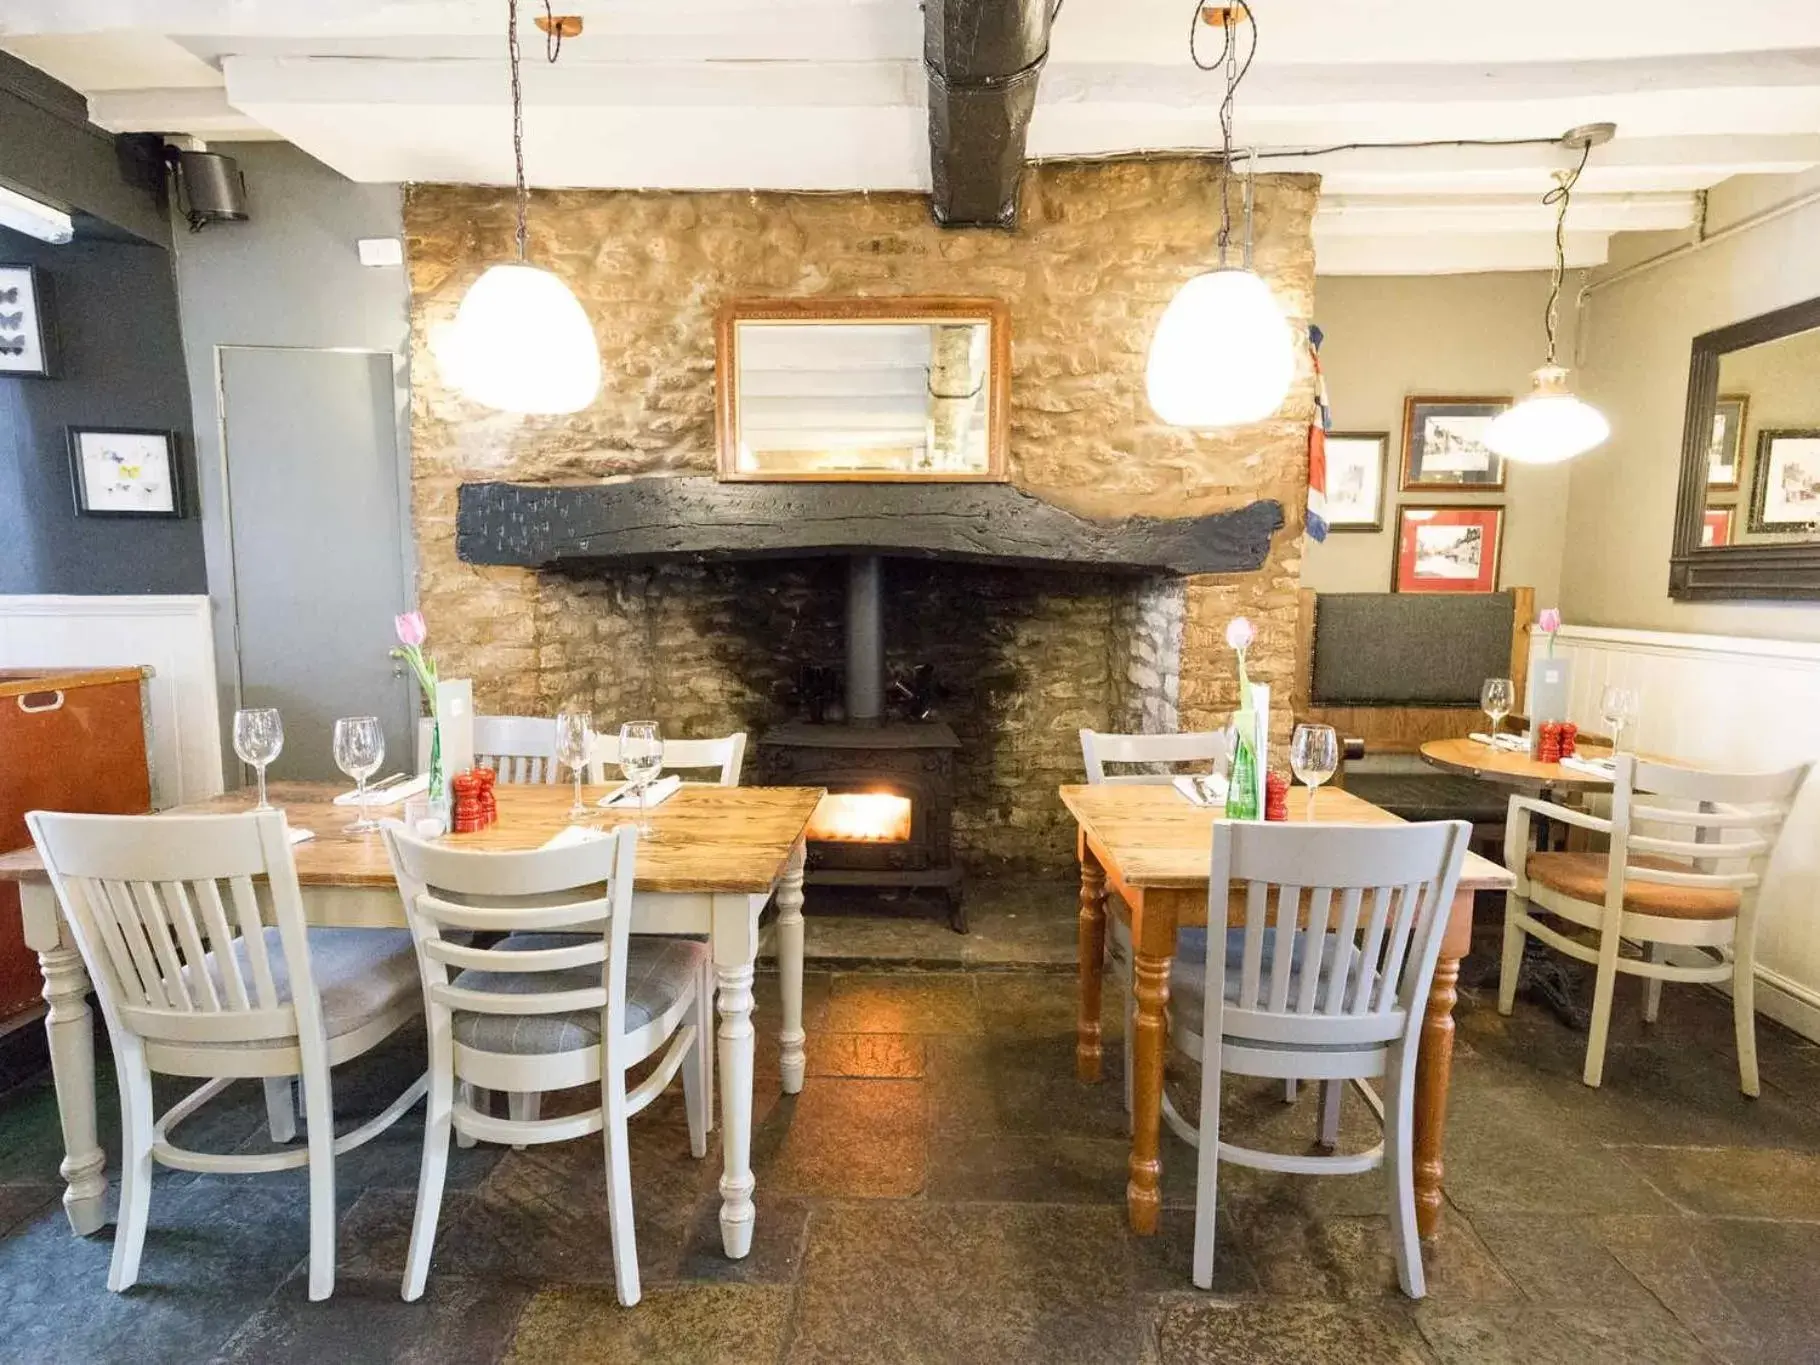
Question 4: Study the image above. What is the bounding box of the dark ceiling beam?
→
[924,0,1055,230]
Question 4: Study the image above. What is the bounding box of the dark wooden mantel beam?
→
[457,477,1285,577]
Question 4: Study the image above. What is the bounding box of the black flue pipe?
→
[923,0,1055,228]
[844,554,885,726]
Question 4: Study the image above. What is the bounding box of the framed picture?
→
[1400,396,1510,491]
[1749,429,1820,534]
[1706,395,1748,490]
[1392,504,1504,594]
[67,427,184,518]
[1701,504,1734,547]
[1319,432,1389,531]
[0,262,54,378]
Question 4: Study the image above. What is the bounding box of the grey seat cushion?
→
[1342,773,1511,825]
[451,934,707,1057]
[187,927,421,1044]
[1169,928,1367,1037]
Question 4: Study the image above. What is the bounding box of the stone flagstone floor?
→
[2,910,1819,1362]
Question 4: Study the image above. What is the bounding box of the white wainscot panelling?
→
[1531,625,1820,1041]
[0,595,223,809]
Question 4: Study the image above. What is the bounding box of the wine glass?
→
[554,705,593,820]
[1290,723,1339,819]
[1600,685,1640,754]
[1480,677,1515,747]
[333,716,386,834]
[618,720,664,837]
[232,707,284,812]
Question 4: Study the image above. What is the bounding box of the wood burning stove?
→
[758,555,966,931]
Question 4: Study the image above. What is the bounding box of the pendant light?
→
[1146,1,1294,428]
[441,0,600,415]
[1483,125,1614,465]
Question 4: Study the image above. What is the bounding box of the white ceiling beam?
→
[1314,229,1614,277]
[1313,192,1697,237]
[86,84,275,137]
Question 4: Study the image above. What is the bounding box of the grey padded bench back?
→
[1311,592,1515,707]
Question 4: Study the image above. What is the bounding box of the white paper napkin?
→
[1559,755,1617,778]
[1172,774,1229,807]
[333,773,431,807]
[597,774,682,810]
[1467,733,1528,752]
[288,828,316,845]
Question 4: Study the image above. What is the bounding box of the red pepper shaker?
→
[475,765,498,826]
[451,770,483,833]
[1538,722,1562,764]
[1559,722,1578,758]
[1264,770,1291,822]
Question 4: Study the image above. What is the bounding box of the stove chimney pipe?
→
[845,555,885,726]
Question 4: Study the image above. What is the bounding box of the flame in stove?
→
[807,792,913,842]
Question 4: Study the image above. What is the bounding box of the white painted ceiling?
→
[4,0,1820,274]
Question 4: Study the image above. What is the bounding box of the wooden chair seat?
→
[1525,851,1742,920]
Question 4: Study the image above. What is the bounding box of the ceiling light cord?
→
[509,0,527,263]
[1189,0,1257,267]
[1541,139,1591,366]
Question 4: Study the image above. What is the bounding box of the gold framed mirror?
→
[715,297,1010,482]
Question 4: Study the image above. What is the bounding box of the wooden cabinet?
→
[0,667,152,1028]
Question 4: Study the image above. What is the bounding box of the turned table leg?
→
[1126,938,1171,1235]
[775,840,807,1096]
[712,892,761,1260]
[20,883,108,1236]
[1414,885,1474,1241]
[1075,845,1107,1083]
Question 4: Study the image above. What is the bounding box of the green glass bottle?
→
[1225,723,1259,820]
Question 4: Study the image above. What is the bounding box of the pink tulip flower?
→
[1538,608,1562,635]
[394,611,428,647]
[1225,617,1256,652]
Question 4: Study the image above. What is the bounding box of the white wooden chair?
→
[589,731,748,787]
[1499,754,1812,1094]
[416,714,565,784]
[1176,819,1470,1298]
[1079,728,1229,1123]
[380,822,712,1307]
[25,810,426,1301]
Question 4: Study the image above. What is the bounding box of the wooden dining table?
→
[0,779,824,1260]
[1419,735,1620,793]
[1061,782,1515,1240]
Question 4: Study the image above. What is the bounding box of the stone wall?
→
[404,160,1317,870]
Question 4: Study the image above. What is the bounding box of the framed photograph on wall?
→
[1400,396,1510,492]
[1392,504,1504,594]
[1319,432,1389,531]
[1749,429,1820,534]
[1706,395,1747,490]
[1701,505,1735,547]
[0,262,55,378]
[67,427,184,518]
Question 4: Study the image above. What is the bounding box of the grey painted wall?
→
[0,227,203,594]
[167,142,413,778]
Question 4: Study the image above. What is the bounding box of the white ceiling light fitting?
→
[1146,1,1294,429]
[0,183,74,245]
[1484,122,1616,466]
[441,0,600,416]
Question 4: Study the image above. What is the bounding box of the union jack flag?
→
[1304,323,1333,541]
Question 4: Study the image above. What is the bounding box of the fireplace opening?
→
[807,791,915,843]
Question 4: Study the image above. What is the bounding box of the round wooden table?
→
[1419,736,1615,793]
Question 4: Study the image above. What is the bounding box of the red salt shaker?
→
[1559,723,1578,758]
[1537,723,1562,764]
[474,765,498,826]
[1264,770,1291,822]
[451,770,484,833]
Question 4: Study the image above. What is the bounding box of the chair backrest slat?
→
[1206,821,1470,1047]
[26,811,323,1050]
[588,732,748,787]
[1081,729,1228,786]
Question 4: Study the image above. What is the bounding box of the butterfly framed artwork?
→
[0,263,55,378]
[67,427,184,518]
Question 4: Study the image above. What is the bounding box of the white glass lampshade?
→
[442,263,601,414]
[1146,267,1295,428]
[1483,364,1610,465]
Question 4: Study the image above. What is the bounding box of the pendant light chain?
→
[1189,0,1257,268]
[1541,139,1591,366]
[508,0,527,262]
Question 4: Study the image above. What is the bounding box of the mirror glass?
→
[1703,325,1820,545]
[725,316,999,480]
